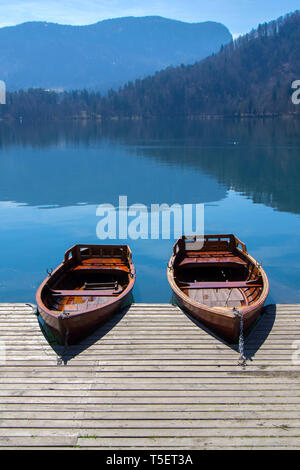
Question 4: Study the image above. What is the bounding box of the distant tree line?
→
[0,10,300,121]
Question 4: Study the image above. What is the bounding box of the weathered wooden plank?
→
[3,349,293,359]
[1,388,300,398]
[2,396,300,405]
[1,364,299,372]
[2,361,297,369]
[0,436,77,447]
[1,411,300,420]
[75,436,300,448]
[0,427,300,439]
[1,382,300,390]
[2,418,297,429]
[1,372,299,382]
[4,352,296,360]
[1,342,296,350]
[1,403,300,412]
[1,377,300,386]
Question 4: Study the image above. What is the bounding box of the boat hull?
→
[167,234,269,344]
[38,291,132,345]
[36,244,135,345]
[172,291,264,343]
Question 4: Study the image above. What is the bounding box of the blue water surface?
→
[0,118,299,304]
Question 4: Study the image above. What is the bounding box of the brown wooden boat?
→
[36,244,135,344]
[167,234,269,343]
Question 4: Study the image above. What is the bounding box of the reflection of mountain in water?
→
[0,121,226,208]
[0,119,299,214]
[105,118,300,216]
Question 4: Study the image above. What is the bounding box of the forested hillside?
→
[1,11,299,120]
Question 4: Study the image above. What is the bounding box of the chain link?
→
[233,307,247,367]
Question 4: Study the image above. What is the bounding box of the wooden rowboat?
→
[167,234,269,343]
[36,244,135,344]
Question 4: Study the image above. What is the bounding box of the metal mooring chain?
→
[233,307,247,367]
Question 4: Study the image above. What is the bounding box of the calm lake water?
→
[0,118,299,304]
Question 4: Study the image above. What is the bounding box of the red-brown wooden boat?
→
[167,234,269,343]
[36,244,135,344]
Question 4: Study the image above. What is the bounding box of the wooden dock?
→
[0,302,300,449]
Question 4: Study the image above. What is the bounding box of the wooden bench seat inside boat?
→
[72,258,130,272]
[178,280,262,289]
[49,288,123,297]
[178,252,248,267]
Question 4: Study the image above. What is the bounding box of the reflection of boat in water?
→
[36,244,135,344]
[167,234,269,343]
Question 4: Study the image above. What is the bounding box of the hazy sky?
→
[0,0,299,37]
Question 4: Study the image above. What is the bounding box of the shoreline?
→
[0,113,300,123]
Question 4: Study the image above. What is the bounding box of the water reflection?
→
[0,118,299,214]
[0,122,226,207]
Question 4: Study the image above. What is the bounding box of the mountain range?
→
[0,16,232,92]
[1,11,299,119]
